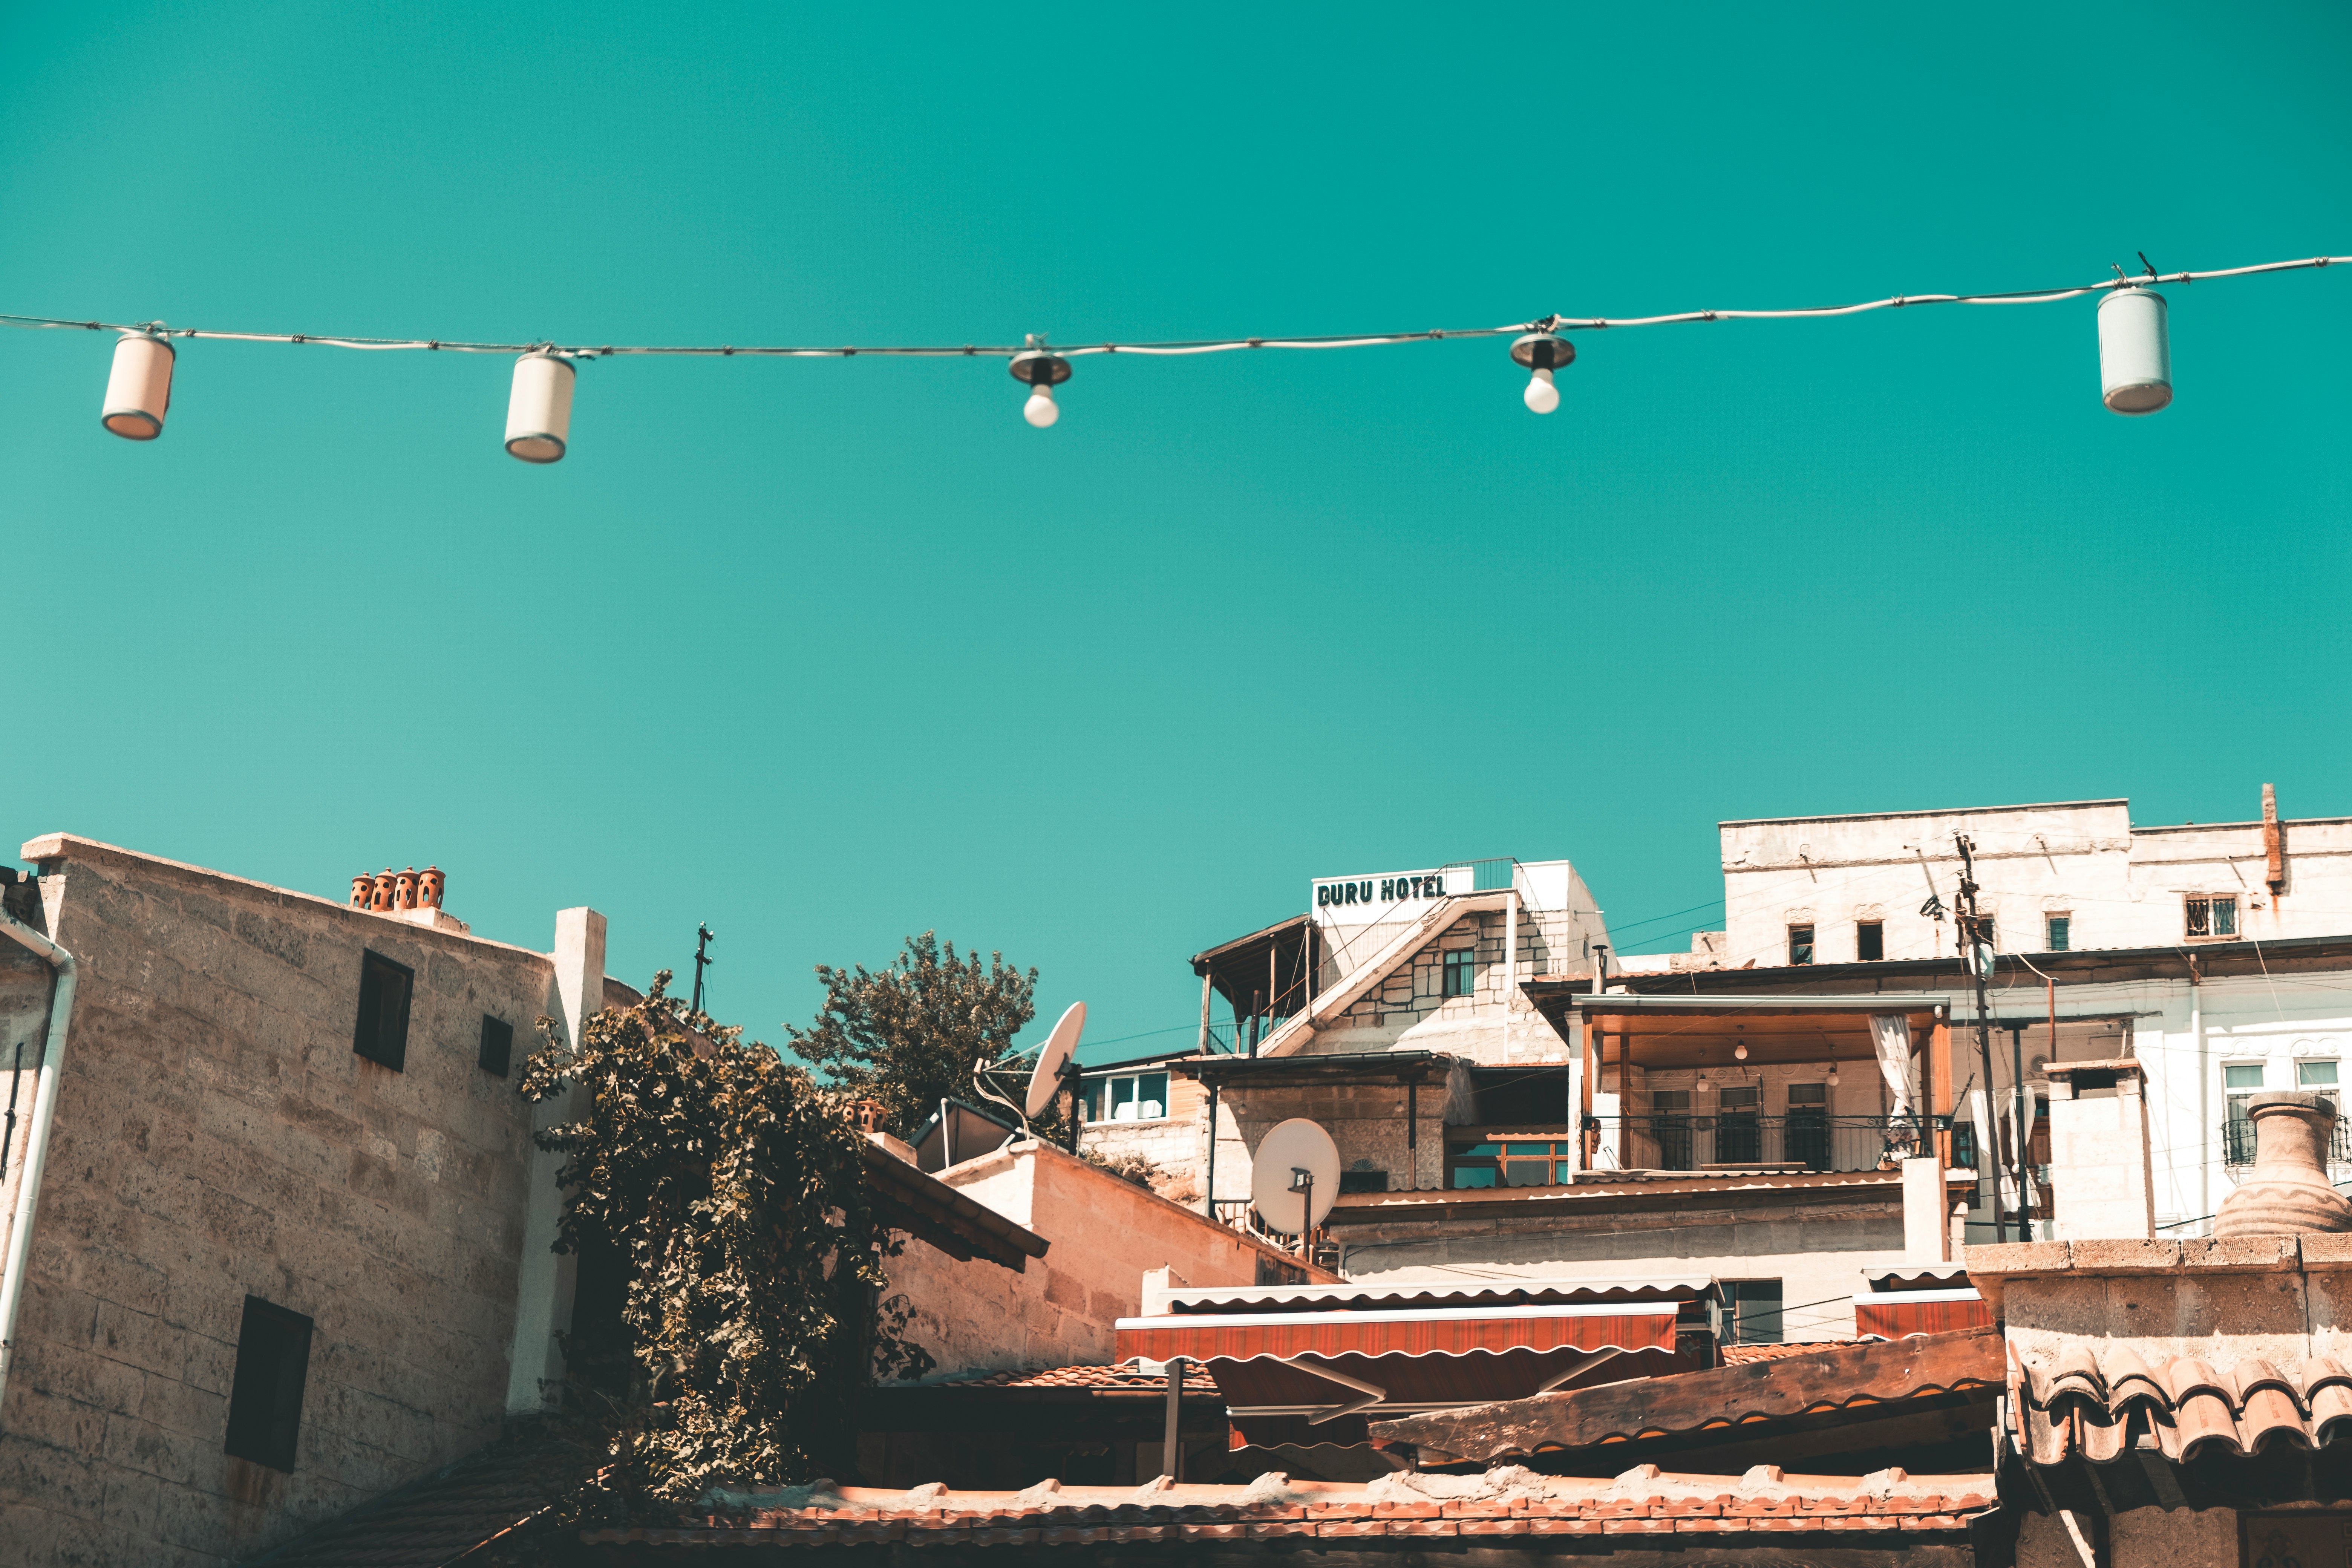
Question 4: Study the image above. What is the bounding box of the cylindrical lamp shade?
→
[100,333,175,440]
[2097,288,2171,415]
[505,353,575,463]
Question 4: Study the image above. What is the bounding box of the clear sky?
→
[3,3,2347,1067]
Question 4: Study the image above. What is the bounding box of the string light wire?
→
[5,252,2343,362]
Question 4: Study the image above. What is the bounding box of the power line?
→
[10,251,2340,361]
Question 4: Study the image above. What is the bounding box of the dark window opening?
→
[1788,925,1815,966]
[1337,1169,1389,1193]
[478,1015,514,1078]
[1717,1084,1761,1164]
[2046,915,2071,952]
[1718,1279,1784,1346]
[1787,1083,1828,1169]
[1855,922,1883,962]
[353,951,413,1071]
[2186,896,2238,939]
[1471,1066,1569,1127]
[1441,948,1476,998]
[224,1296,313,1473]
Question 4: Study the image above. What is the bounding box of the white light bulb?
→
[1734,1043,1748,1061]
[1695,1075,1710,1093]
[1023,386,1059,428]
[1827,1068,1841,1087]
[1523,367,1559,415]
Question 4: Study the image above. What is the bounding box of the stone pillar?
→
[1903,1156,1949,1262]
[2044,1058,2156,1242]
[505,906,605,1414]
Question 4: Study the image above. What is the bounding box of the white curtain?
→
[1969,1088,2022,1209]
[1869,1014,1914,1118]
[2005,1090,2037,1211]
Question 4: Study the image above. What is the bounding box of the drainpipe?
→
[0,909,78,1429]
[2190,956,2205,1224]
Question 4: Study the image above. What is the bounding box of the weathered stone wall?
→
[1077,1075,1207,1201]
[882,1141,1326,1380]
[0,837,565,1566]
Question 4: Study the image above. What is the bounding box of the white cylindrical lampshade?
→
[101,333,175,440]
[2098,287,2171,415]
[505,353,575,463]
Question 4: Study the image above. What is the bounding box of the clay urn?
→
[372,869,397,912]
[2215,1091,2352,1236]
[418,866,445,910]
[350,874,373,908]
[394,868,419,911]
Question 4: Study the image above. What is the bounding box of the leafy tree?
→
[785,932,1039,1138]
[517,971,931,1513]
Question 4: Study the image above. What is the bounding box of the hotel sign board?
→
[1312,867,1462,925]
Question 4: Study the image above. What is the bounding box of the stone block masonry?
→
[0,836,597,1566]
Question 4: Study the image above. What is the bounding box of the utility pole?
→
[692,923,715,1014]
[1953,836,2018,1243]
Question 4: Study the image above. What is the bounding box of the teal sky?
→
[3,3,2347,1067]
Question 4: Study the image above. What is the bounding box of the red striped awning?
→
[1115,1302,1680,1364]
[1854,1288,1991,1340]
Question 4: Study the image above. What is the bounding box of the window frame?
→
[2044,913,2071,952]
[352,950,414,1072]
[1854,921,1884,962]
[1441,947,1477,998]
[478,1014,514,1078]
[2185,894,2240,941]
[1086,1071,1171,1124]
[224,1295,314,1473]
[1787,924,1815,966]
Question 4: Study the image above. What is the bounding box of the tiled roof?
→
[1722,1339,1857,1365]
[244,1429,588,1567]
[934,1363,1220,1393]
[2016,1340,2352,1465]
[580,1464,1992,1550]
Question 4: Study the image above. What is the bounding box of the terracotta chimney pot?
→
[372,869,397,912]
[2215,1091,2352,1236]
[350,874,373,908]
[418,866,445,910]
[394,868,419,911]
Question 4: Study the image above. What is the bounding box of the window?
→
[1788,924,1815,966]
[478,1015,514,1078]
[2186,895,2239,940]
[1650,1089,1693,1168]
[352,951,413,1071]
[1717,1084,1761,1164]
[2045,914,2070,952]
[1441,948,1476,998]
[1448,1140,1500,1188]
[1086,1072,1170,1122]
[2225,1063,2265,1164]
[2300,1060,2338,1112]
[1855,922,1884,962]
[1719,1279,1784,1346]
[224,1296,314,1473]
[1786,1083,1828,1170]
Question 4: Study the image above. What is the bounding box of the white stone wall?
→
[1713,796,2352,967]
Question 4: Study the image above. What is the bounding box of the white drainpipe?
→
[0,908,78,1427]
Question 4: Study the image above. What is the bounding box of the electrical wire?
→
[5,253,2343,362]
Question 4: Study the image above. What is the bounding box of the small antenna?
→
[691,923,715,1013]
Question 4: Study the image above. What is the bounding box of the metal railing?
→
[1585,1114,1936,1175]
[1202,1017,1294,1055]
[2223,1117,2352,1167]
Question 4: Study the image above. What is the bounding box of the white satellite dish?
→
[1250,1118,1341,1236]
[1023,1001,1087,1119]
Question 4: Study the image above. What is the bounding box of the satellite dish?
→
[1023,1001,1087,1119]
[1250,1118,1341,1236]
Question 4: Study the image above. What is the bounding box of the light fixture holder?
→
[1010,349,1072,388]
[1510,332,1576,372]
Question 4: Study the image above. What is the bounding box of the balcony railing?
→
[1585,1114,1937,1176]
[2223,1117,2352,1167]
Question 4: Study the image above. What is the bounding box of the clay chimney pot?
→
[418,867,445,910]
[350,874,373,909]
[394,868,419,911]
[372,869,397,912]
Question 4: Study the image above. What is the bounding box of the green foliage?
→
[784,931,1040,1138]
[518,971,931,1509]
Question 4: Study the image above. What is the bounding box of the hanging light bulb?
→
[1010,343,1070,429]
[100,329,175,441]
[1695,1072,1710,1093]
[1509,331,1574,414]
[1734,1041,1748,1061]
[504,351,576,463]
[2098,285,2172,415]
[1827,1064,1841,1087]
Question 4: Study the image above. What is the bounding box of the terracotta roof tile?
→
[932,1362,1219,1392]
[2015,1341,2352,1464]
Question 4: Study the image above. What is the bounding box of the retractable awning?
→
[1854,1286,1991,1340]
[1115,1302,1686,1450]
